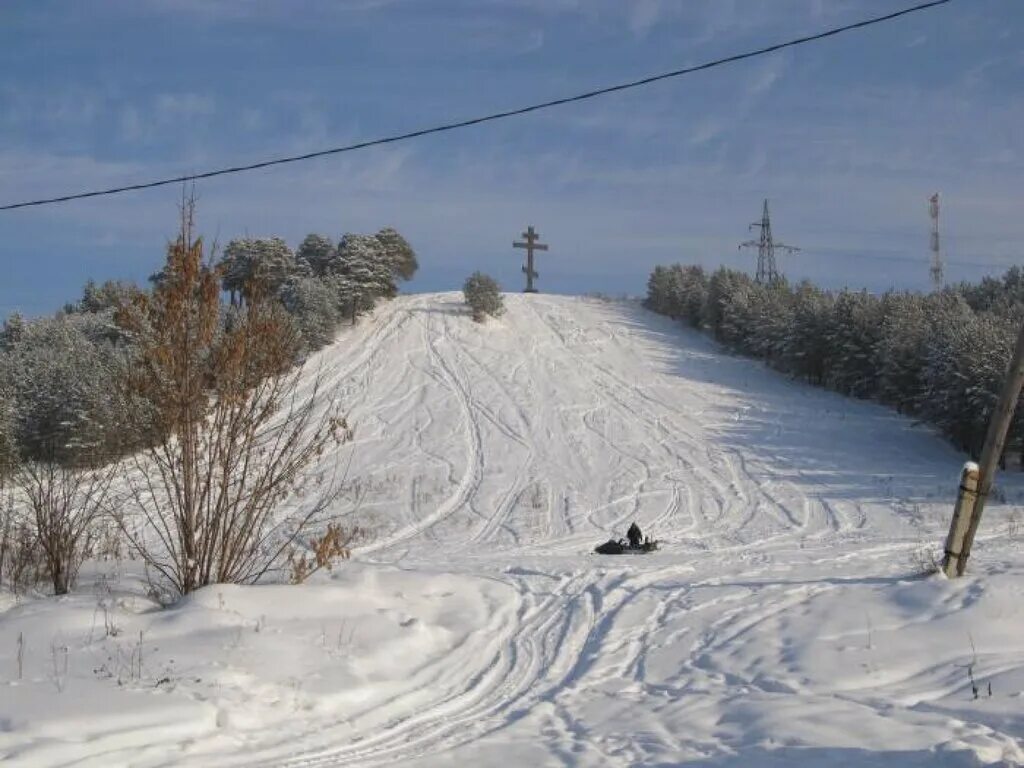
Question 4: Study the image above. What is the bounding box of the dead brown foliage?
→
[112,194,351,596]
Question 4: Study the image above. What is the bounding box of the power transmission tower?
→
[513,225,548,293]
[929,193,943,290]
[739,199,799,284]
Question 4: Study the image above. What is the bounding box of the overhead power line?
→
[0,0,952,213]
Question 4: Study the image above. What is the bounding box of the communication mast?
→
[929,193,943,290]
[739,199,799,284]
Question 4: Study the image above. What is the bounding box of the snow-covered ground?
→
[2,293,1023,766]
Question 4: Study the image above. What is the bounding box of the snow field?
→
[2,292,1023,766]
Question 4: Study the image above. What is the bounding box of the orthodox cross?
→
[513,225,548,293]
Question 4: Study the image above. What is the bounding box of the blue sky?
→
[1,0,1022,316]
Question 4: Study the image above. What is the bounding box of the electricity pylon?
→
[739,199,799,284]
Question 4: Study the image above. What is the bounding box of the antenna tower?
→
[929,193,943,290]
[739,199,799,284]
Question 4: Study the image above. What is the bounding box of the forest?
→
[0,215,416,596]
[645,263,1024,462]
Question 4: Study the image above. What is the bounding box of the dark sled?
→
[594,538,659,555]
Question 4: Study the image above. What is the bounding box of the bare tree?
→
[113,195,351,596]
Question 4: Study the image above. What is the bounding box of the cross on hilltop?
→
[513,225,548,293]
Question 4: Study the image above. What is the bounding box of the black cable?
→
[0,0,952,212]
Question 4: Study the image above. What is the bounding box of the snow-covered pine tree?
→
[221,238,254,305]
[463,272,504,322]
[7,316,122,463]
[920,296,984,453]
[71,279,142,315]
[644,266,671,316]
[4,315,121,594]
[375,227,418,282]
[825,289,884,398]
[875,292,931,414]
[700,270,757,342]
[717,279,758,351]
[0,353,15,485]
[747,280,795,365]
[661,265,687,320]
[0,313,25,352]
[962,311,1018,461]
[334,233,396,322]
[678,265,709,328]
[221,237,302,304]
[247,238,301,296]
[782,281,833,385]
[296,234,337,278]
[279,276,341,352]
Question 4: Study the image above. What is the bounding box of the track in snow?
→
[227,293,1023,767]
[307,292,959,558]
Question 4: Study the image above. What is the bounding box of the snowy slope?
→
[2,293,1023,767]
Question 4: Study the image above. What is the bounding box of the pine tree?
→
[463,272,504,322]
[71,279,143,315]
[375,227,418,281]
[783,281,833,385]
[279,276,341,352]
[4,315,122,594]
[0,354,15,485]
[703,268,755,341]
[747,280,794,365]
[0,313,25,352]
[826,290,883,398]
[6,316,122,464]
[644,266,672,315]
[678,265,709,327]
[876,292,930,413]
[334,233,396,321]
[296,234,336,278]
[221,237,300,304]
[920,296,983,453]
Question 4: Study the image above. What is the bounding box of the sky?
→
[1,0,1022,317]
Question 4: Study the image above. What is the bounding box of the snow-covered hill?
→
[3,293,1024,766]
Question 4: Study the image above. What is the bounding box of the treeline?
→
[645,264,1024,460]
[0,216,414,596]
[2,225,415,465]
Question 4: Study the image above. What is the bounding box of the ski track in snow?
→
[238,294,1023,767]
[4,292,1024,767]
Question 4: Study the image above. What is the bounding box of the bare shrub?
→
[0,493,13,585]
[287,523,362,584]
[0,498,45,594]
[909,544,941,576]
[1007,509,1021,539]
[90,518,129,562]
[112,195,350,596]
[14,461,115,595]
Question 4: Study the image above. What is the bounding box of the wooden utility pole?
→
[944,320,1024,577]
[513,225,548,293]
[942,462,979,578]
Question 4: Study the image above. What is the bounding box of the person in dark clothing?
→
[627,521,642,549]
